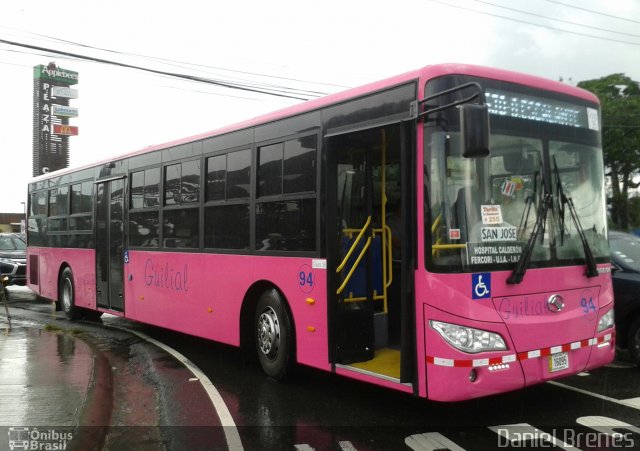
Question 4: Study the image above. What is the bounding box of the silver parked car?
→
[0,233,27,285]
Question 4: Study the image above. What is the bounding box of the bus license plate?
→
[549,352,569,372]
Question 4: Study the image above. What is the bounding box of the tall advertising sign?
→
[32,63,79,177]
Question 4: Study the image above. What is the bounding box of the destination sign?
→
[467,242,524,265]
[481,225,517,242]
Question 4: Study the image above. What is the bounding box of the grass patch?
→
[44,323,63,332]
[43,323,84,337]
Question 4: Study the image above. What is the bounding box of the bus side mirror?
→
[1,276,9,287]
[460,104,490,158]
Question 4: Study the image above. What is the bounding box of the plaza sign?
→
[32,63,78,176]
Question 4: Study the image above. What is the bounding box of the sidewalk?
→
[0,324,111,450]
[0,291,227,451]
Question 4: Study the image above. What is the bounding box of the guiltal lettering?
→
[498,297,546,320]
[144,258,189,292]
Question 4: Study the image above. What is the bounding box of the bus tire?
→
[36,294,62,311]
[84,310,104,321]
[628,317,640,367]
[59,267,81,320]
[255,289,294,380]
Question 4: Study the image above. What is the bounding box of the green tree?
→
[578,74,640,230]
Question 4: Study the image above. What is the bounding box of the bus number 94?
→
[300,271,313,287]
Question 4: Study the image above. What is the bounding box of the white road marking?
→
[548,381,640,411]
[405,432,466,451]
[294,441,356,450]
[338,441,358,451]
[112,326,244,450]
[605,362,636,369]
[620,397,640,409]
[576,416,640,435]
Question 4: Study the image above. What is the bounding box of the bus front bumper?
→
[424,309,615,401]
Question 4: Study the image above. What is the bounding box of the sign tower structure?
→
[32,62,79,177]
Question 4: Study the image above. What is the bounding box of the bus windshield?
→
[426,77,608,273]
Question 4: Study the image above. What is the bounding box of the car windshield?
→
[425,76,608,273]
[550,142,608,260]
[13,237,26,250]
[428,132,546,268]
[610,233,640,272]
[0,236,25,251]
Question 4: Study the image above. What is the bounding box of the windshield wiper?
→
[508,192,552,284]
[517,170,539,240]
[552,157,599,278]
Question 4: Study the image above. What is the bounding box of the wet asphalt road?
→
[3,286,640,451]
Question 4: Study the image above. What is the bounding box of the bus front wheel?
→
[255,289,294,380]
[60,267,81,320]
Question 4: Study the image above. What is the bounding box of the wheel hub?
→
[62,279,72,310]
[258,307,280,358]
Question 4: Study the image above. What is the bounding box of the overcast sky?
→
[1,0,638,213]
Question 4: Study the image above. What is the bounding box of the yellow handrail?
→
[432,237,441,257]
[433,243,467,250]
[431,212,442,234]
[337,237,372,294]
[384,225,393,289]
[336,216,371,273]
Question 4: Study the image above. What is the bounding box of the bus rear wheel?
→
[255,289,294,380]
[60,267,81,320]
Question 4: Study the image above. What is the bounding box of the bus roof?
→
[31,63,599,182]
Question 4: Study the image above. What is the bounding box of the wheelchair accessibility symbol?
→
[472,272,491,300]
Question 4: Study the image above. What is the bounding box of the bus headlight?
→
[430,320,507,354]
[597,309,614,332]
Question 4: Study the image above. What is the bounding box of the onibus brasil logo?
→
[8,427,73,450]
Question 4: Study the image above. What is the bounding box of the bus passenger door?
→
[327,124,408,381]
[95,179,125,312]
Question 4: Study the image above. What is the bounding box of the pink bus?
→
[27,63,614,401]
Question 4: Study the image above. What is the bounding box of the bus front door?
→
[328,125,406,380]
[95,179,125,312]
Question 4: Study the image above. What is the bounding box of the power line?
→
[0,58,267,103]
[540,0,640,25]
[0,37,315,100]
[0,27,336,99]
[0,24,349,91]
[0,59,32,68]
[427,0,640,46]
[0,44,320,102]
[162,85,261,101]
[0,46,90,65]
[470,0,640,38]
